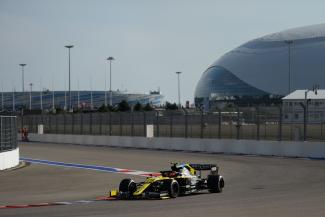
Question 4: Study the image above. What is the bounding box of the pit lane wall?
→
[0,148,20,170]
[27,134,325,159]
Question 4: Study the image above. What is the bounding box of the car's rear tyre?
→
[119,178,137,193]
[207,175,224,193]
[168,180,180,198]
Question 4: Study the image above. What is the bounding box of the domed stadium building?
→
[195,23,325,109]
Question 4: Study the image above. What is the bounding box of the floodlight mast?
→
[175,71,182,108]
[65,45,74,111]
[107,56,115,106]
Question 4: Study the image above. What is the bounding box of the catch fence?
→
[17,107,325,141]
[0,116,18,152]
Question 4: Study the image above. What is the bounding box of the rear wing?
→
[189,164,218,171]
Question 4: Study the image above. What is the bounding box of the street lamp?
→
[19,64,26,109]
[19,64,26,92]
[29,83,33,110]
[284,40,293,94]
[107,56,115,106]
[65,45,74,111]
[175,71,182,108]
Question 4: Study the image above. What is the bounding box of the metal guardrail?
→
[0,116,18,152]
[17,107,325,142]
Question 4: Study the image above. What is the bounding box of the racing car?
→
[109,163,225,199]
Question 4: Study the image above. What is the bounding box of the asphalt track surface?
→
[1,142,325,217]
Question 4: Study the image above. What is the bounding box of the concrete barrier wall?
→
[27,134,325,159]
[0,148,20,170]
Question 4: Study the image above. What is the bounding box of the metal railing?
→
[0,116,18,152]
[17,107,325,141]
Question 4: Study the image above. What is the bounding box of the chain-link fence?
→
[17,107,325,141]
[0,116,18,152]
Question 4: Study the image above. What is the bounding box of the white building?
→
[282,90,325,123]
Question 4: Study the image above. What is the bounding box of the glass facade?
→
[194,65,268,105]
[0,91,163,111]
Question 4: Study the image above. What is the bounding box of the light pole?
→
[19,64,26,109]
[284,40,293,94]
[19,64,26,92]
[175,71,182,108]
[29,83,33,110]
[107,57,114,106]
[65,45,74,111]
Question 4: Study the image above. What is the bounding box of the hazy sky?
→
[1,0,325,104]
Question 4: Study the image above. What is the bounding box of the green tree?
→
[133,102,143,111]
[143,103,153,111]
[165,101,178,110]
[117,100,130,112]
[98,104,109,112]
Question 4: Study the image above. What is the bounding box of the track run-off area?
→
[1,142,325,217]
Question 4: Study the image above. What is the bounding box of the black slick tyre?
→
[168,180,180,198]
[207,175,224,193]
[119,178,136,193]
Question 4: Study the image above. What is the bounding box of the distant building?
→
[0,90,164,111]
[195,23,325,110]
[282,90,325,123]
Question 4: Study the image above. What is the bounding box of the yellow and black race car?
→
[109,163,225,199]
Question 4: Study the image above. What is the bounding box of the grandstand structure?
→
[0,90,163,111]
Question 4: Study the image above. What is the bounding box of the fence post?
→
[21,110,24,129]
[200,110,204,139]
[184,109,188,138]
[40,113,43,125]
[55,115,58,134]
[236,106,240,140]
[80,113,84,135]
[218,109,221,139]
[170,112,173,137]
[278,104,282,141]
[143,112,147,137]
[119,112,122,136]
[0,117,3,150]
[130,111,134,136]
[155,110,159,137]
[72,113,75,134]
[303,101,308,141]
[99,113,103,135]
[321,121,324,138]
[63,114,66,134]
[49,115,52,133]
[90,113,93,135]
[109,111,112,136]
[256,106,260,140]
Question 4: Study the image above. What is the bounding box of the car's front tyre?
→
[119,178,137,199]
[168,180,180,198]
